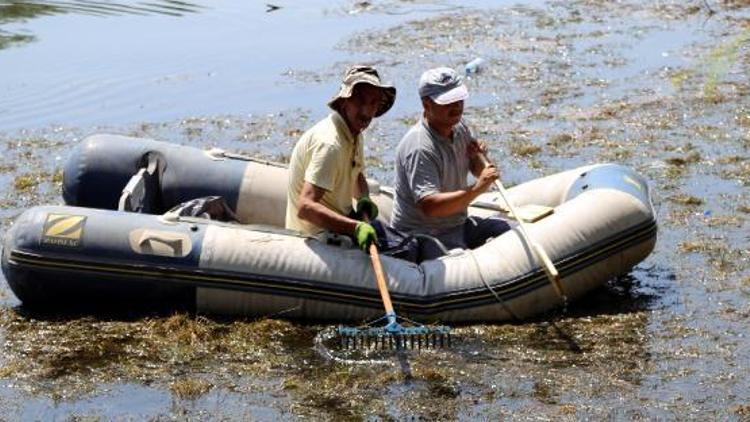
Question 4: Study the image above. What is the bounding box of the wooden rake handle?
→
[369,243,395,315]
[361,213,395,315]
[478,154,567,303]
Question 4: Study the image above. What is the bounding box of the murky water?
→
[1,0,749,419]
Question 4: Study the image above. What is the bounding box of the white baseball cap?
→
[418,67,469,105]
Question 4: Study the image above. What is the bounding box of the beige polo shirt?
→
[285,112,364,234]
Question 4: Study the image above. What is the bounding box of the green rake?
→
[336,225,452,350]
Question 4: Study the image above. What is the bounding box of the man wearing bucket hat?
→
[286,65,396,251]
[390,66,510,261]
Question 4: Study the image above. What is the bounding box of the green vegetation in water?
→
[669,193,704,206]
[0,32,34,50]
[510,139,542,156]
[702,29,750,102]
[0,163,17,173]
[665,151,701,167]
[170,378,213,400]
[547,133,574,147]
[52,168,63,185]
[13,173,41,192]
[671,28,750,102]
[678,238,742,274]
[0,311,314,395]
[721,160,750,185]
[0,277,655,418]
[0,2,59,22]
[12,170,60,192]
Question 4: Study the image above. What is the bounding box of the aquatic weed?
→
[510,140,542,156]
[721,160,750,185]
[170,378,213,400]
[13,173,41,192]
[665,151,701,167]
[668,193,704,206]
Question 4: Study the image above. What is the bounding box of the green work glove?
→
[354,222,378,251]
[356,196,379,220]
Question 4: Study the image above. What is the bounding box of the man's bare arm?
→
[468,139,493,178]
[418,165,499,218]
[297,181,359,235]
[354,172,370,199]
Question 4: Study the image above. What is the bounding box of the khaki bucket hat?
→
[327,65,397,117]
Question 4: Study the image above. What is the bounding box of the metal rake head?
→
[336,315,452,350]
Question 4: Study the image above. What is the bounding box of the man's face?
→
[340,84,384,135]
[423,98,464,128]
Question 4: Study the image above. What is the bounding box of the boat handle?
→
[139,234,183,256]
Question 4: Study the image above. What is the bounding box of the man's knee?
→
[465,216,512,249]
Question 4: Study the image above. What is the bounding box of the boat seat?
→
[117,152,164,214]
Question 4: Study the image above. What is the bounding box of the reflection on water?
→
[0,0,203,19]
[0,0,202,53]
[0,0,467,131]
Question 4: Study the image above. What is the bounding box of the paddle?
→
[478,153,568,306]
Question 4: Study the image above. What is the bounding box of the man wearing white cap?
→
[390,67,510,261]
[286,65,396,252]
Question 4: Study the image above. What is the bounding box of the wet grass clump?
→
[13,173,41,192]
[678,238,742,274]
[170,378,213,400]
[669,193,704,206]
[0,33,35,50]
[721,160,750,185]
[0,309,316,398]
[665,151,701,167]
[510,139,542,157]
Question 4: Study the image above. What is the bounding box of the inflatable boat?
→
[1,135,657,322]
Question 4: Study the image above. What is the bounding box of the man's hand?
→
[473,164,499,193]
[355,196,379,220]
[467,139,489,159]
[354,222,378,251]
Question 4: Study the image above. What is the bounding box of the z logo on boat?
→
[41,214,87,248]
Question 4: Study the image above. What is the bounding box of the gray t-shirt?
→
[390,118,474,234]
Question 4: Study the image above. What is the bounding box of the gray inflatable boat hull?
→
[1,135,658,322]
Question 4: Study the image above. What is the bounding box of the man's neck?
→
[424,116,453,139]
[335,109,360,137]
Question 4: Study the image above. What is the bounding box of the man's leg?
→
[418,225,466,261]
[371,221,420,262]
[464,216,513,249]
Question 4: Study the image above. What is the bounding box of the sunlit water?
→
[0,0,546,131]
